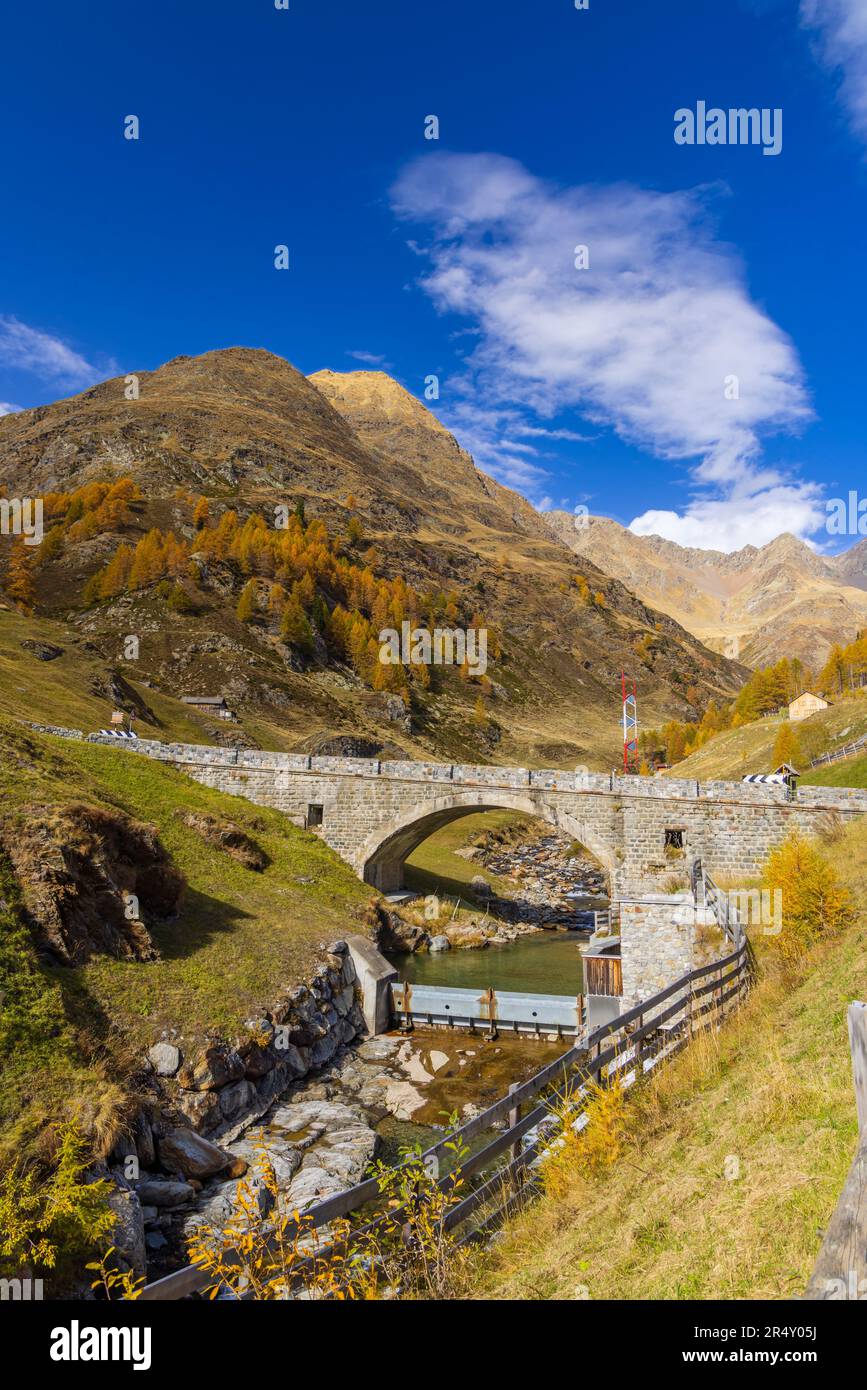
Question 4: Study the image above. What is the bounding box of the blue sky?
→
[1,0,866,551]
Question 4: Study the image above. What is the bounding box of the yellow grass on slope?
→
[670,692,867,783]
[462,823,867,1301]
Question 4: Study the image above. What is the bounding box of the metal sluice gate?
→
[390,981,586,1038]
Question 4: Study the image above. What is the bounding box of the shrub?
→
[542,1073,628,1201]
[761,832,855,963]
[0,1123,116,1285]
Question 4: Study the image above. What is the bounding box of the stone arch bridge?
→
[88,736,867,897]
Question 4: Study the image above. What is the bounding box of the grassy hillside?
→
[461,822,867,1300]
[802,754,867,788]
[669,691,867,782]
[0,607,224,744]
[0,717,371,1165]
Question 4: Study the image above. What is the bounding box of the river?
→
[385,928,587,996]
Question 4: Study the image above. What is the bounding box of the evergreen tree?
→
[818,644,847,697]
[771,722,802,770]
[100,543,134,597]
[4,541,35,611]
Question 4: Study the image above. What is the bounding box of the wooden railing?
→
[138,937,751,1300]
[809,733,867,769]
[804,1002,867,1301]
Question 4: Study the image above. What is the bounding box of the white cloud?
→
[0,315,102,387]
[801,0,867,143]
[630,482,825,552]
[347,349,393,368]
[513,424,596,443]
[391,152,815,551]
[0,402,21,415]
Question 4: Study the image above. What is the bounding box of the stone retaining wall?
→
[132,941,366,1158]
[619,896,723,1008]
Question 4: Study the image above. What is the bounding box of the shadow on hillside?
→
[145,885,254,961]
[50,963,118,1052]
[48,886,256,1054]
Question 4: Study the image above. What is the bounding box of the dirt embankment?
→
[0,804,185,965]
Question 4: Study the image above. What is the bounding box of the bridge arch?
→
[357,791,618,893]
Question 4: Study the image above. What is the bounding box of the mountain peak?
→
[545,510,867,667]
[309,369,453,438]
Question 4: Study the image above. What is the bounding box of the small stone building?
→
[788,691,829,723]
[181,696,235,721]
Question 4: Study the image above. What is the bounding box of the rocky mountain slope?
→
[545,512,867,669]
[0,349,745,768]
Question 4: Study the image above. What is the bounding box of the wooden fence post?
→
[804,1000,867,1299]
[848,1002,867,1135]
[508,1082,522,1189]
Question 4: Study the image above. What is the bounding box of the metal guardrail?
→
[390,981,587,1036]
[138,937,751,1300]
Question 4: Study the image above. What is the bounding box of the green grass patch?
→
[404,811,533,907]
[801,753,867,787]
[0,717,371,1164]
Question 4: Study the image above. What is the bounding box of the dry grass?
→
[460,820,867,1301]
[671,692,867,783]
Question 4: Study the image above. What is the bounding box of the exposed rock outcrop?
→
[173,810,269,871]
[0,803,185,965]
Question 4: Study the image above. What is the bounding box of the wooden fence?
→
[804,1002,867,1301]
[138,935,751,1301]
[809,733,867,769]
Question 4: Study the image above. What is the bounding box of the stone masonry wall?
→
[83,735,867,898]
[619,897,723,1010]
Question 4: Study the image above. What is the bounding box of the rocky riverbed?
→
[466,829,608,930]
[374,827,610,958]
[140,1027,564,1281]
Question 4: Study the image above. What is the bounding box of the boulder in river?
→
[157,1126,233,1179]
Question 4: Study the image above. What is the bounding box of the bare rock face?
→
[148,1042,181,1076]
[370,905,428,954]
[178,1045,245,1091]
[173,810,269,871]
[0,803,185,965]
[156,1126,233,1179]
[136,1179,195,1207]
[106,1185,147,1278]
[19,639,64,661]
